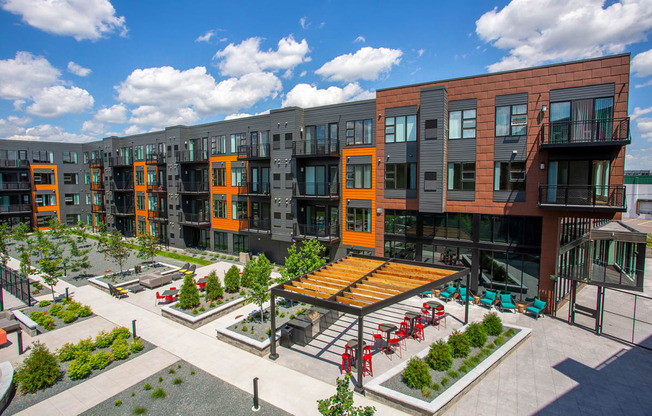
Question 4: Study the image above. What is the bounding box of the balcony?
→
[538,185,626,211]
[239,181,270,197]
[0,204,32,214]
[0,160,29,168]
[111,181,134,192]
[293,139,339,157]
[240,218,271,234]
[177,181,209,194]
[91,182,105,191]
[178,211,210,228]
[111,205,135,217]
[109,156,132,167]
[147,209,168,222]
[145,153,166,165]
[0,182,31,191]
[293,222,340,243]
[89,158,103,168]
[293,182,339,199]
[540,118,630,148]
[92,204,106,213]
[238,144,271,160]
[146,182,167,193]
[176,150,209,163]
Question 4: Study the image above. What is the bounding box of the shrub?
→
[75,337,95,355]
[402,357,431,389]
[190,370,195,375]
[67,358,91,380]
[111,326,131,341]
[178,274,200,309]
[151,388,166,399]
[205,270,224,301]
[173,377,182,385]
[77,305,92,317]
[61,310,78,324]
[482,312,503,336]
[158,377,163,383]
[504,328,516,337]
[65,300,82,313]
[168,368,175,374]
[199,306,205,312]
[89,350,112,370]
[242,325,248,332]
[14,341,60,393]
[209,302,215,308]
[115,400,122,407]
[441,377,449,387]
[447,330,470,358]
[143,382,152,390]
[192,309,198,315]
[112,339,130,360]
[447,370,459,379]
[58,343,77,361]
[130,337,144,353]
[38,300,51,307]
[133,406,147,414]
[432,383,441,392]
[95,330,113,348]
[224,265,240,293]
[426,339,453,371]
[49,304,63,316]
[495,335,506,346]
[30,311,55,330]
[422,386,431,397]
[240,260,254,288]
[465,322,488,348]
[459,365,468,373]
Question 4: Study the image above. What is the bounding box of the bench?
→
[12,310,38,336]
[108,283,128,299]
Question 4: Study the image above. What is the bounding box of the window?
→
[85,173,90,185]
[37,214,56,227]
[62,151,77,164]
[83,152,89,164]
[136,195,145,210]
[232,201,247,220]
[212,167,226,186]
[86,193,91,205]
[346,208,371,232]
[385,163,417,190]
[273,173,281,189]
[35,194,56,206]
[147,195,157,211]
[135,171,144,185]
[385,116,416,143]
[384,210,418,236]
[33,173,55,185]
[346,164,372,189]
[273,134,280,150]
[346,119,373,145]
[496,105,527,136]
[93,192,102,205]
[64,193,80,205]
[449,109,476,139]
[32,151,53,163]
[285,172,293,189]
[66,214,80,225]
[211,135,227,155]
[63,173,79,185]
[138,220,146,235]
[134,146,144,161]
[230,133,246,153]
[233,234,248,253]
[213,200,227,218]
[149,222,159,237]
[285,133,293,149]
[213,231,228,252]
[231,167,246,187]
[494,161,526,191]
[550,97,614,143]
[447,162,476,191]
[146,169,156,185]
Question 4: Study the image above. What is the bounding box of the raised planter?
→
[161,296,245,329]
[12,310,37,336]
[216,325,280,357]
[365,323,531,416]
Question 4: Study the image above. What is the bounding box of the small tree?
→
[205,270,223,301]
[103,231,130,275]
[0,223,10,268]
[47,217,68,240]
[317,374,375,416]
[242,254,274,322]
[240,260,254,288]
[40,256,63,302]
[18,244,33,280]
[224,265,241,293]
[68,238,91,277]
[279,240,326,283]
[72,221,88,246]
[14,341,61,393]
[12,221,31,243]
[178,274,199,309]
[136,233,159,264]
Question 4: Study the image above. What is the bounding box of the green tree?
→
[136,233,159,264]
[205,270,223,301]
[47,217,68,241]
[68,238,91,277]
[18,244,33,280]
[71,221,89,246]
[32,227,51,260]
[40,256,63,302]
[242,254,274,322]
[11,221,31,243]
[317,374,375,416]
[0,223,10,268]
[279,240,326,283]
[178,274,199,309]
[224,265,241,293]
[14,341,61,393]
[102,231,130,276]
[95,225,109,255]
[240,259,254,288]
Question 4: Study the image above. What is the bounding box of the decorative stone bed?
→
[161,295,245,329]
[364,323,531,416]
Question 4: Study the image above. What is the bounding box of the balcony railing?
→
[177,181,209,194]
[92,204,106,213]
[145,153,166,164]
[240,218,271,234]
[239,181,270,196]
[89,158,103,168]
[239,144,271,160]
[91,182,104,191]
[178,211,211,228]
[293,182,339,198]
[147,210,168,222]
[0,182,31,191]
[0,204,32,214]
[538,185,626,211]
[541,118,630,147]
[0,160,29,168]
[111,181,134,191]
[109,156,132,167]
[293,139,339,157]
[176,150,209,163]
[111,205,135,216]
[146,182,167,193]
[294,222,340,242]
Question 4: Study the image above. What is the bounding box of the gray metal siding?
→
[418,86,447,213]
[494,136,527,161]
[447,140,476,162]
[495,93,528,106]
[385,142,417,164]
[550,83,615,102]
[346,155,372,164]
[346,199,372,209]
[448,99,477,112]
[385,105,418,118]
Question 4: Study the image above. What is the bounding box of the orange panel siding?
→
[210,155,246,232]
[134,161,147,235]
[30,164,60,228]
[341,147,376,248]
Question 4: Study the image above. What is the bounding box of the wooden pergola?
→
[269,254,470,392]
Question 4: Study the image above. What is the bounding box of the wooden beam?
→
[349,286,392,300]
[300,277,345,290]
[336,296,367,308]
[284,285,331,299]
[343,291,380,304]
[293,281,339,295]
[373,271,435,283]
[366,276,420,289]
[361,280,405,293]
[355,283,399,296]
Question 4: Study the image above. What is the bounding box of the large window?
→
[33,173,55,185]
[449,109,476,139]
[32,151,53,163]
[385,163,417,190]
[233,234,248,253]
[135,171,144,185]
[213,231,228,252]
[35,194,56,206]
[447,162,475,191]
[134,146,144,161]
[550,97,614,143]
[231,167,246,187]
[137,220,146,235]
[494,161,526,191]
[479,214,542,247]
[213,200,227,218]
[232,201,247,220]
[346,164,372,189]
[385,241,416,260]
[496,105,527,136]
[211,135,227,155]
[346,119,373,145]
[230,133,246,153]
[212,167,226,186]
[64,193,80,205]
[479,251,540,301]
[136,195,145,210]
[385,210,418,236]
[385,116,416,143]
[62,151,77,164]
[346,208,371,232]
[63,173,79,185]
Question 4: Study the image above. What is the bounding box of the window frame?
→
[496,104,527,136]
[385,115,417,143]
[494,161,526,192]
[346,164,372,189]
[449,109,476,140]
[447,162,476,191]
[346,207,371,232]
[385,163,417,190]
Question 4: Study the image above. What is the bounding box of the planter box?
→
[216,326,280,357]
[88,262,180,294]
[161,296,245,329]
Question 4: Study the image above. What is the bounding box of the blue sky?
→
[0,0,652,169]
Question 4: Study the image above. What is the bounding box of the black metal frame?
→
[0,264,33,307]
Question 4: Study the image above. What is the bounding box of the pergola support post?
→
[269,293,278,360]
[464,271,470,325]
[354,315,364,394]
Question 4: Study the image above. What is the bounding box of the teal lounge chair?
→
[420,290,433,298]
[479,290,497,308]
[439,285,456,301]
[526,298,546,319]
[499,293,516,313]
[457,287,472,304]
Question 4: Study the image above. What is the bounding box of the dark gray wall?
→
[419,86,447,213]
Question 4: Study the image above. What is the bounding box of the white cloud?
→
[315,47,403,82]
[214,35,311,77]
[476,0,652,72]
[94,104,128,123]
[67,61,91,77]
[26,86,94,117]
[417,48,425,57]
[7,124,95,142]
[299,16,308,29]
[196,30,216,43]
[631,106,652,120]
[1,0,127,41]
[124,125,145,136]
[224,110,270,120]
[299,70,307,77]
[636,116,652,141]
[282,83,375,108]
[0,115,30,137]
[0,51,60,100]
[632,48,652,78]
[354,36,366,43]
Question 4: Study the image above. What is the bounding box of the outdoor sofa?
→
[0,311,20,333]
[139,273,172,289]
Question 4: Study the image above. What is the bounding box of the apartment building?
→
[0,53,642,310]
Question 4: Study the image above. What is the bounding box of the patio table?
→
[196,278,208,284]
[161,289,179,297]
[426,301,443,325]
[346,339,367,367]
[404,311,421,336]
[379,323,397,353]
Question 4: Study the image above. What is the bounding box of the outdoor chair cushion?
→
[440,285,456,299]
[479,290,496,306]
[458,287,470,302]
[533,298,546,311]
[500,293,515,310]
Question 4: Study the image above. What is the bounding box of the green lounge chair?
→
[479,290,497,308]
[499,293,516,313]
[439,285,456,301]
[526,298,546,319]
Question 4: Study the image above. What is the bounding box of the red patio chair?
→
[387,337,402,360]
[155,291,165,305]
[165,295,174,303]
[362,346,373,377]
[395,322,408,350]
[341,352,352,374]
[423,302,431,310]
[372,324,384,351]
[422,308,432,325]
[414,316,425,342]
[436,309,447,329]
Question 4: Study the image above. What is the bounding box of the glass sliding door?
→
[572,99,593,143]
[550,102,571,143]
[594,98,614,141]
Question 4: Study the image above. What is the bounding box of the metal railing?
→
[111,181,134,191]
[177,181,209,193]
[0,182,31,191]
[111,205,134,216]
[293,139,339,156]
[89,158,103,168]
[177,211,211,227]
[109,156,132,167]
[541,118,630,146]
[0,160,29,168]
[0,204,32,213]
[147,209,168,221]
[146,182,167,192]
[239,144,271,159]
[293,181,339,198]
[240,218,271,233]
[0,265,33,306]
[176,150,209,163]
[239,181,270,196]
[294,222,340,241]
[145,152,166,164]
[539,185,626,210]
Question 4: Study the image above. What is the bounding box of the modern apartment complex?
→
[0,53,642,310]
